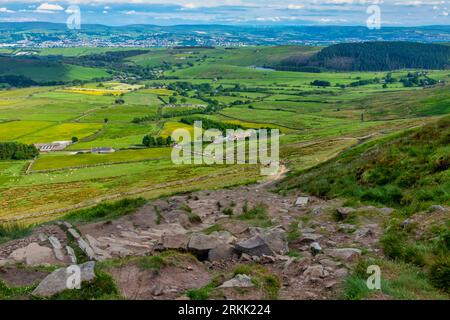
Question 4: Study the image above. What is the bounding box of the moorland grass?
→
[62,198,147,223]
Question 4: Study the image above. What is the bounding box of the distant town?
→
[0,23,449,48]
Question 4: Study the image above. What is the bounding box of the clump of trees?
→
[142,135,173,147]
[0,142,39,160]
[400,72,438,87]
[311,80,331,87]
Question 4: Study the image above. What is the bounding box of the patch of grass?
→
[279,116,450,215]
[222,207,234,216]
[63,198,147,223]
[287,220,301,242]
[60,224,89,264]
[429,258,450,292]
[202,224,224,235]
[182,203,203,224]
[237,203,272,228]
[233,264,281,299]
[186,275,223,300]
[0,223,33,244]
[342,258,449,300]
[381,228,427,266]
[139,255,167,271]
[287,250,302,261]
[0,280,36,300]
[261,275,281,300]
[188,213,203,224]
[139,251,197,272]
[154,206,163,225]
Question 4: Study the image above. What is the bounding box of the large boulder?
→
[32,262,96,297]
[249,227,288,255]
[9,243,56,266]
[208,244,234,262]
[188,231,234,258]
[235,236,274,257]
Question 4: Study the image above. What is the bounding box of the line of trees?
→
[0,142,39,160]
[142,135,173,147]
[180,116,245,131]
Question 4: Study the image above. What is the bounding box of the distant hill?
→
[279,42,450,71]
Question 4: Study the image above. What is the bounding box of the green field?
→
[0,46,449,223]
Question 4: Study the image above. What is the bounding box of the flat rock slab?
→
[325,248,361,262]
[32,261,96,298]
[9,243,56,266]
[295,197,309,207]
[162,234,189,251]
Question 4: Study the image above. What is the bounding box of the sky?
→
[0,1,448,26]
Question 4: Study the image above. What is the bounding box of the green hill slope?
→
[278,116,450,214]
[0,56,108,83]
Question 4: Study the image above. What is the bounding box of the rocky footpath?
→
[0,183,419,300]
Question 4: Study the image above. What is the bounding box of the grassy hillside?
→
[0,56,108,82]
[278,116,450,214]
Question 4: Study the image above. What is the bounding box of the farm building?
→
[34,141,72,152]
[91,147,115,154]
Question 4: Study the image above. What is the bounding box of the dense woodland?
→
[279,42,450,71]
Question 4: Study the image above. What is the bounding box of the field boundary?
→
[29,155,171,173]
[218,112,304,132]
[1,166,259,223]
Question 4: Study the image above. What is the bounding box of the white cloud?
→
[36,3,64,12]
[0,7,15,13]
[287,4,304,9]
[183,3,197,9]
